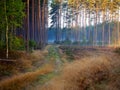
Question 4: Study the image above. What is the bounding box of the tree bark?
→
[102,10,105,46]
[38,0,42,48]
[32,0,35,41]
[26,0,29,52]
[108,12,111,46]
[4,0,9,58]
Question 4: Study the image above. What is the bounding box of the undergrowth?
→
[41,54,120,90]
[115,47,120,54]
[0,46,64,90]
[0,49,50,90]
[0,64,54,90]
[0,49,24,59]
[64,48,74,61]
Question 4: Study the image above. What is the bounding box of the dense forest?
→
[0,0,120,58]
[0,0,48,58]
[0,0,120,90]
[49,0,120,46]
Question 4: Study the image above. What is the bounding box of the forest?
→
[0,0,120,90]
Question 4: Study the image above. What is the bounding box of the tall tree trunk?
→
[79,10,81,46]
[44,1,48,45]
[42,0,46,47]
[102,10,105,46]
[108,12,111,46]
[88,10,91,46]
[115,14,117,48]
[34,5,37,43]
[117,9,120,46]
[76,14,79,42]
[26,0,29,52]
[62,8,65,42]
[4,0,9,58]
[58,8,60,42]
[42,6,44,47]
[38,0,42,48]
[59,4,62,42]
[84,8,86,46]
[32,0,35,41]
[95,8,98,46]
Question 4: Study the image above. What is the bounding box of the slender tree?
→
[4,0,9,58]
[26,0,29,52]
[32,0,35,40]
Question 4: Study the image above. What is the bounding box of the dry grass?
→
[0,63,54,90]
[41,53,120,90]
[0,49,24,59]
[0,46,57,90]
[0,50,47,79]
[0,53,33,80]
[30,50,46,62]
[0,47,120,90]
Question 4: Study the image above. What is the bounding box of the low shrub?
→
[72,41,80,45]
[61,39,72,45]
[115,47,120,54]
[29,40,36,51]
[11,36,25,50]
[64,48,74,61]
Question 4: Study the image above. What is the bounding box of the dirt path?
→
[29,47,120,90]
[1,46,119,90]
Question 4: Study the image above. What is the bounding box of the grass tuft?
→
[0,64,54,90]
[41,55,120,90]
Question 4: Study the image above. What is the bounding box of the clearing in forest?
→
[29,47,120,90]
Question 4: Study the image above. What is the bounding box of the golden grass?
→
[0,58,33,79]
[30,50,46,62]
[0,46,58,90]
[0,64,54,90]
[0,50,47,78]
[41,54,120,90]
[0,51,33,77]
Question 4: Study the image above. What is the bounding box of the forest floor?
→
[0,46,120,90]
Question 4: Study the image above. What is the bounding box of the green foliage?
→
[11,36,25,50]
[97,41,102,46]
[72,41,80,45]
[47,46,59,59]
[0,40,5,49]
[54,41,61,44]
[64,48,74,61]
[62,39,72,45]
[0,0,25,29]
[0,64,12,76]
[37,72,56,84]
[29,40,36,48]
[29,40,36,52]
[0,0,25,51]
[50,0,60,28]
[82,37,87,45]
